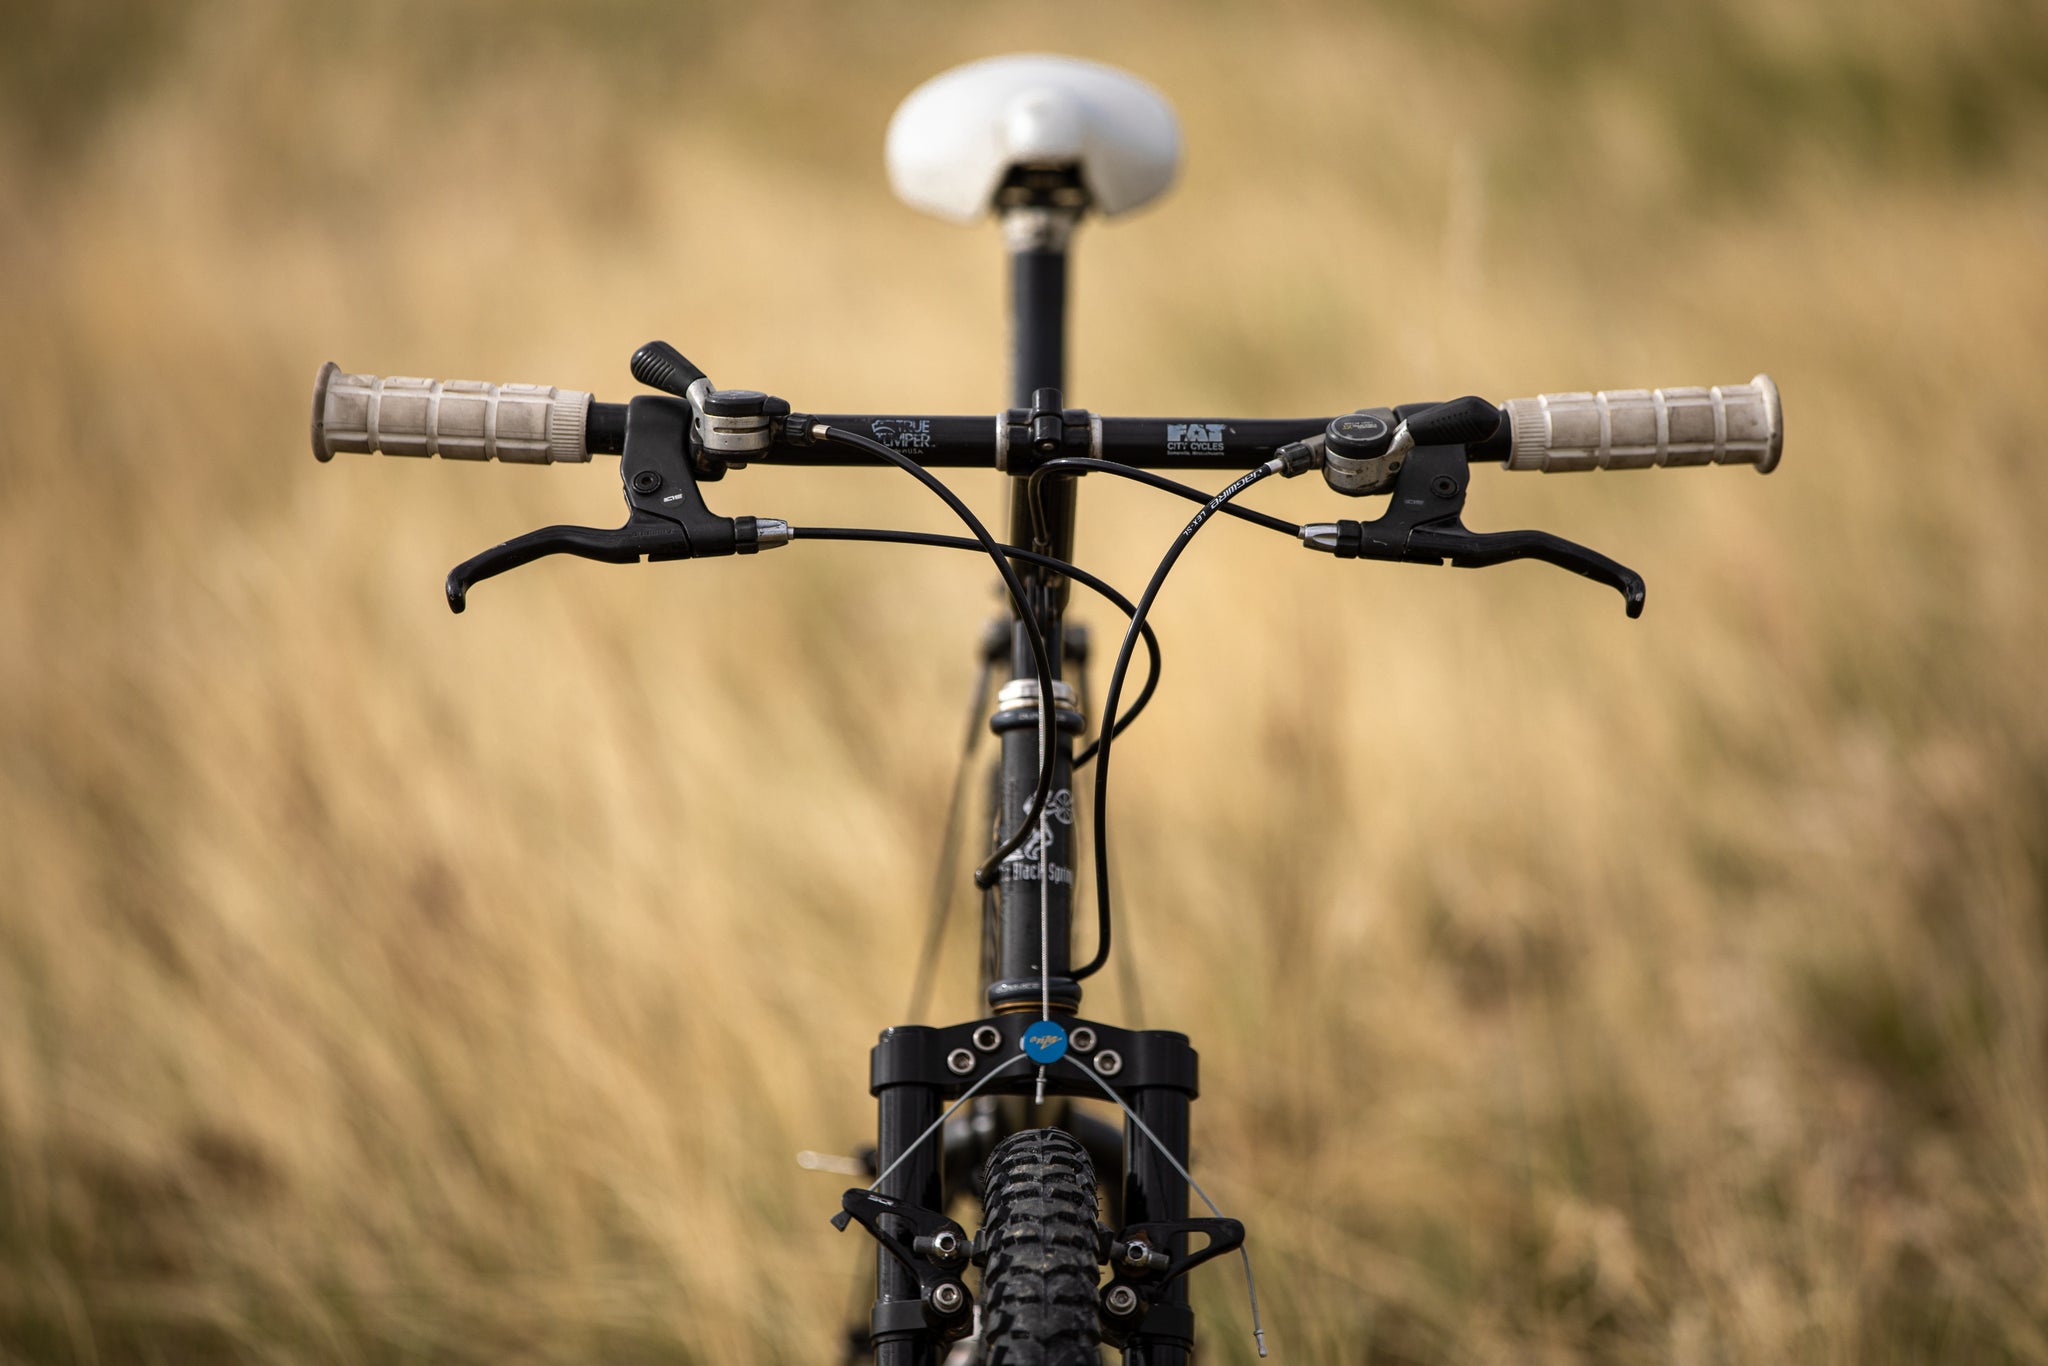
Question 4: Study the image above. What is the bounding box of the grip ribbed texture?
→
[1503,373,1781,473]
[311,364,592,464]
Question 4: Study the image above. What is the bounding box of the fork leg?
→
[1122,1086,1192,1366]
[874,1078,943,1366]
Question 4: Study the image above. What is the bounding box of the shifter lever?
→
[1301,412,1646,617]
[446,393,787,612]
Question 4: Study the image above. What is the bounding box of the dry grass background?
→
[4,0,2048,1361]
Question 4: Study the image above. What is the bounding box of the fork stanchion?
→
[873,1060,944,1366]
[1122,1084,1194,1365]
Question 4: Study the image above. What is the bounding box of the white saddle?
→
[886,55,1181,223]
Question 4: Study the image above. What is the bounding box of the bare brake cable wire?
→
[1044,459,1292,980]
[861,1052,1032,1195]
[1061,1056,1268,1357]
[787,528,1163,765]
[814,428,1057,887]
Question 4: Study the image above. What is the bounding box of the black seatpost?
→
[985,169,1088,1018]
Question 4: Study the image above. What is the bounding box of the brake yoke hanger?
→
[444,346,789,612]
[1302,438,1648,617]
[833,1189,976,1341]
[1097,1217,1247,1348]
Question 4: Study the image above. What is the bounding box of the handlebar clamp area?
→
[996,386,1096,472]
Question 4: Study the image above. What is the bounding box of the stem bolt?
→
[972,1025,1003,1052]
[1103,1284,1141,1317]
[946,1048,977,1076]
[1069,1027,1097,1053]
[930,1281,966,1315]
[1093,1049,1123,1077]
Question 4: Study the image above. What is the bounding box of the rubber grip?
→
[310,361,592,464]
[1502,374,1781,473]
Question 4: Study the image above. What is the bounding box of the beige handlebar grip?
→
[310,362,592,464]
[1502,374,1781,473]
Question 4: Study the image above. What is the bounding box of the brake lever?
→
[1410,524,1645,617]
[446,393,787,612]
[1301,438,1646,617]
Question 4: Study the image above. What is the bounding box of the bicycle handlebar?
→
[313,363,1783,477]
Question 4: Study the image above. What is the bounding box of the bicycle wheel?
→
[978,1128,1103,1366]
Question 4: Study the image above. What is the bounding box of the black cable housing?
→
[1070,460,1284,981]
[790,526,1163,766]
[814,427,1057,886]
[1023,458,1303,547]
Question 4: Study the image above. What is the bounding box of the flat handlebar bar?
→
[312,362,1782,476]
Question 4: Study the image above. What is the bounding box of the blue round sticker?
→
[1021,1020,1069,1064]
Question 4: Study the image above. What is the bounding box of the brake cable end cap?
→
[1274,440,1319,478]
[1299,522,1342,553]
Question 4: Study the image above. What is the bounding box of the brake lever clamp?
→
[1300,430,1647,618]
[444,391,788,612]
[832,1190,977,1343]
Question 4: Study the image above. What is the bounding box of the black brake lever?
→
[1302,435,1646,618]
[1410,524,1645,617]
[446,394,785,612]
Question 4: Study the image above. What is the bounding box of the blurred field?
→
[5,1,2048,1361]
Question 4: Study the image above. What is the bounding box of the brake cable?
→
[789,527,1162,764]
[1061,1055,1268,1356]
[1059,457,1297,981]
[813,428,1058,886]
[794,529,1166,1020]
[1025,458,1303,547]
